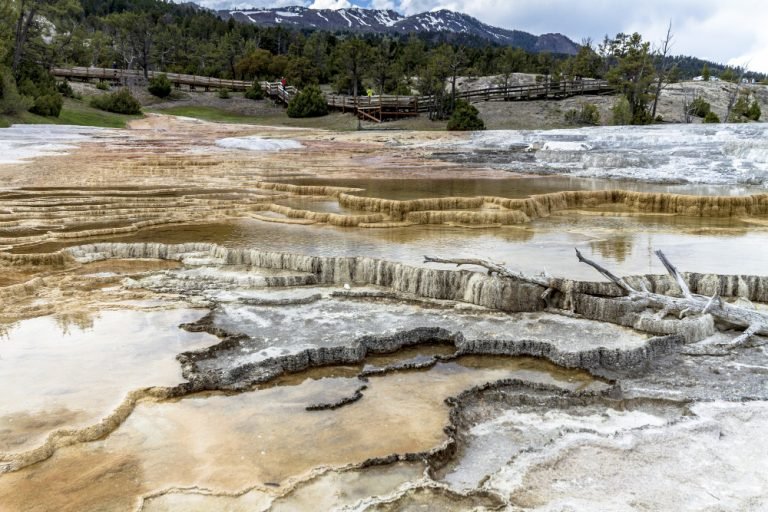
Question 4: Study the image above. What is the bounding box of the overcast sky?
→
[187,0,768,72]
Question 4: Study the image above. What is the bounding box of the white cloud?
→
[371,0,397,10]
[309,0,352,8]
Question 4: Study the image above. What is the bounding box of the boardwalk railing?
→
[326,94,418,112]
[258,81,299,103]
[53,67,614,121]
[453,79,613,104]
[264,79,614,117]
[52,67,252,91]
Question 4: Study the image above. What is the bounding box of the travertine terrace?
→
[1,115,767,511]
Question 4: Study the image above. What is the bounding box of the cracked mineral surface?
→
[1,116,767,511]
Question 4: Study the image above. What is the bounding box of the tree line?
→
[1,0,765,124]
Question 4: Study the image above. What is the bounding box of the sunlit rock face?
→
[1,117,768,511]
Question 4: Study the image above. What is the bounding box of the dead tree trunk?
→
[651,21,674,120]
[12,2,37,76]
[424,249,768,350]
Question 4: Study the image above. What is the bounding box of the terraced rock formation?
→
[0,237,766,511]
[2,117,768,510]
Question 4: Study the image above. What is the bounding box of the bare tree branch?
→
[654,249,693,299]
[422,256,551,287]
[425,249,768,351]
[651,20,674,119]
[574,248,634,293]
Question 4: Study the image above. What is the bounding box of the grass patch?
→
[149,104,360,130]
[0,110,47,128]
[0,98,141,129]
[148,104,445,131]
[147,105,256,124]
[58,98,141,127]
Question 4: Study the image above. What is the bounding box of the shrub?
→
[30,93,63,117]
[611,96,632,125]
[689,97,711,118]
[703,111,720,123]
[17,78,40,98]
[244,83,264,100]
[96,81,110,91]
[217,88,231,99]
[747,100,761,121]
[287,85,328,118]
[56,80,76,98]
[564,102,600,125]
[148,74,172,98]
[447,100,485,131]
[719,68,737,83]
[90,88,142,114]
[728,94,762,122]
[0,69,33,115]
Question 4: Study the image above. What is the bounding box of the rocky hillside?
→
[221,6,579,54]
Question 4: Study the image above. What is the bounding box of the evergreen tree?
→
[604,32,655,124]
[447,100,484,130]
[286,84,328,118]
[148,73,172,98]
[331,38,369,98]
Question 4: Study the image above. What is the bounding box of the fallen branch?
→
[576,248,767,348]
[422,256,551,287]
[423,251,768,350]
[423,255,560,307]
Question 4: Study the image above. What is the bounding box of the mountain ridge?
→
[219,6,580,55]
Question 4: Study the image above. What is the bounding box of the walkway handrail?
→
[52,67,615,114]
[52,67,251,91]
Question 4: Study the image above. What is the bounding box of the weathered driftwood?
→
[577,249,768,348]
[423,255,561,308]
[424,250,768,349]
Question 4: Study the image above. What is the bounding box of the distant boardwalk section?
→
[52,67,614,122]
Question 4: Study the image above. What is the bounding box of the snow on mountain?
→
[222,6,579,54]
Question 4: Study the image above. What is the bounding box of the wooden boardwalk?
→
[52,67,252,91]
[53,67,614,122]
[322,80,614,122]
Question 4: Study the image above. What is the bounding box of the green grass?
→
[149,104,362,131]
[147,104,447,131]
[0,110,41,128]
[58,98,143,127]
[147,105,256,124]
[0,98,142,129]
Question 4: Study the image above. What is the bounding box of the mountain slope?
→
[221,6,579,54]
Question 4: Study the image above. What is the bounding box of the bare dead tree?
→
[425,250,768,350]
[681,87,693,123]
[448,46,467,111]
[577,249,767,348]
[651,21,675,120]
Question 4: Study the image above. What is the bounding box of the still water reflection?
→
[18,211,767,280]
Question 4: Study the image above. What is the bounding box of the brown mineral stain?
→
[0,355,596,511]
